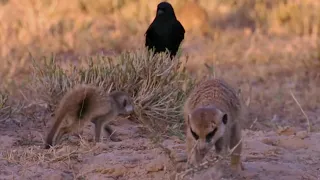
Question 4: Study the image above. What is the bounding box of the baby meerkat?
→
[44,84,134,149]
[183,78,244,172]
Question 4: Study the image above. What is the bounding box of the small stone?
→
[277,126,296,136]
[146,160,164,172]
[261,138,278,146]
[277,137,308,150]
[172,152,187,163]
[295,131,308,139]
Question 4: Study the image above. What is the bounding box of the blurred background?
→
[0,0,320,131]
[1,1,320,179]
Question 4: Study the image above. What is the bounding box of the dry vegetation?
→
[0,0,320,179]
[28,49,194,134]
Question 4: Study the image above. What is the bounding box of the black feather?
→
[145,2,185,59]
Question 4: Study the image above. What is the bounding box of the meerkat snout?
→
[122,97,134,114]
[197,139,209,156]
[124,104,134,114]
[109,91,134,115]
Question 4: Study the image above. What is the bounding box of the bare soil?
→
[0,96,319,180]
[1,2,320,178]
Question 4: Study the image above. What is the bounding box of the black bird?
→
[145,1,185,58]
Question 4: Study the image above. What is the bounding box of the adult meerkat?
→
[176,0,214,38]
[44,84,134,149]
[183,78,244,172]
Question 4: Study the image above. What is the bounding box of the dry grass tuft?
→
[27,49,195,134]
[0,91,11,120]
[3,140,97,166]
[0,91,8,109]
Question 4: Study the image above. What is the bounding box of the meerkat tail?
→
[44,112,68,149]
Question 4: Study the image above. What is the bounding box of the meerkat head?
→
[109,91,134,115]
[187,106,228,163]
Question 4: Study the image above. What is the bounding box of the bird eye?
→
[190,128,199,140]
[206,128,217,142]
[157,9,164,15]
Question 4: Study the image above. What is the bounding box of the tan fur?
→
[44,84,134,149]
[176,0,213,38]
[183,78,244,172]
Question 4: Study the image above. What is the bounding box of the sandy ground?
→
[0,111,319,180]
[1,37,320,180]
[1,14,320,180]
[1,0,320,179]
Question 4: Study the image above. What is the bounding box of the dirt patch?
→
[1,1,320,179]
[1,115,319,180]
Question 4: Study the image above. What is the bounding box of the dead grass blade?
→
[290,90,311,133]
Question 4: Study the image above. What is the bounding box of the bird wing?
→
[170,20,185,55]
[145,25,156,47]
[174,21,185,42]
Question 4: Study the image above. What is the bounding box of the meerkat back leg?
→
[229,123,244,172]
[69,116,86,139]
[57,117,86,144]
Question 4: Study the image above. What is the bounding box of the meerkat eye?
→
[222,114,228,124]
[190,128,199,140]
[206,128,217,142]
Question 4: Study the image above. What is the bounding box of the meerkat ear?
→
[222,114,228,124]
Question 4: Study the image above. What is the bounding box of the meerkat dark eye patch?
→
[190,128,199,140]
[122,99,127,107]
[206,128,217,142]
[222,114,228,124]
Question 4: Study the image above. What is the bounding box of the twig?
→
[249,117,258,129]
[290,90,311,133]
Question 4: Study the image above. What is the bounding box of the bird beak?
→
[157,9,164,15]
